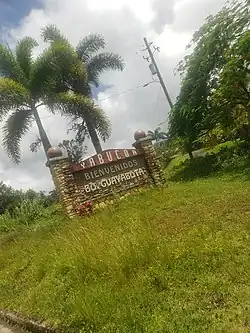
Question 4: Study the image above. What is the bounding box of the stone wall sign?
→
[47,130,165,218]
[72,149,148,198]
[70,148,139,171]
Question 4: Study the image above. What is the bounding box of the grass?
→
[165,141,250,181]
[0,173,250,332]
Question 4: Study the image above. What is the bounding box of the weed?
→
[0,177,250,332]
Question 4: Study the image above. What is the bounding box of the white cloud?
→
[0,0,226,190]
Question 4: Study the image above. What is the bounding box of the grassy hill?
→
[0,145,250,332]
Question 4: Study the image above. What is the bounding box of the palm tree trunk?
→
[184,140,194,159]
[188,150,194,159]
[32,106,52,157]
[247,105,250,131]
[85,118,102,154]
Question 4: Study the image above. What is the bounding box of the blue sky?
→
[0,0,111,97]
[0,0,42,28]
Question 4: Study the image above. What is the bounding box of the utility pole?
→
[143,37,174,109]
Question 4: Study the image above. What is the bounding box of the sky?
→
[0,0,227,191]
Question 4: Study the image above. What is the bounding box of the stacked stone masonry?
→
[48,134,165,218]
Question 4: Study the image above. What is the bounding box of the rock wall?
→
[47,133,165,218]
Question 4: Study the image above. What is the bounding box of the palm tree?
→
[0,36,92,163]
[0,37,53,163]
[42,25,125,154]
[147,127,169,142]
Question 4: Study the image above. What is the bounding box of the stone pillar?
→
[47,147,86,218]
[133,130,165,186]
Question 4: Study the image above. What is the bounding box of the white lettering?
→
[133,160,138,167]
[111,176,117,185]
[89,158,95,167]
[126,173,131,180]
[132,150,137,156]
[106,151,113,162]
[99,169,105,177]
[80,161,86,169]
[84,173,90,181]
[115,175,121,182]
[98,154,104,164]
[124,150,129,158]
[84,172,90,180]
[85,184,91,193]
[90,183,97,191]
[128,161,134,168]
[106,179,112,186]
[104,167,110,175]
[101,179,107,188]
[83,168,147,192]
[123,162,128,169]
[130,171,136,179]
[94,170,99,178]
[115,150,121,159]
[121,174,126,181]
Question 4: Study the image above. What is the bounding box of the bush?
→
[0,212,17,233]
[168,141,250,181]
[0,183,58,216]
[155,140,180,168]
[12,200,45,224]
[0,201,65,234]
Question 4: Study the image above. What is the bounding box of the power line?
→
[39,81,158,120]
[158,119,168,127]
[97,81,156,102]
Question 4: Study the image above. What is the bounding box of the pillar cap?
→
[47,146,63,158]
[134,130,146,141]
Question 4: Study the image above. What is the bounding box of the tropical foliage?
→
[42,25,125,153]
[58,139,87,163]
[0,36,92,163]
[0,37,52,163]
[0,181,57,215]
[147,127,168,142]
[169,0,249,157]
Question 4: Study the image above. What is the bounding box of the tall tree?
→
[147,127,168,142]
[0,37,52,163]
[42,25,125,154]
[212,31,250,130]
[169,0,249,156]
[0,36,91,163]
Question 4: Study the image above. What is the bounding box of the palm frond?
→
[15,37,38,79]
[49,91,97,116]
[41,24,68,44]
[0,78,30,120]
[0,43,27,84]
[147,130,155,138]
[88,106,111,141]
[87,52,125,87]
[30,42,87,99]
[2,108,33,164]
[76,34,105,62]
[49,91,111,140]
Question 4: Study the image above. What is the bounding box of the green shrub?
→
[0,182,58,216]
[12,199,45,224]
[0,211,16,233]
[155,140,180,168]
[168,141,250,181]
[0,201,66,234]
